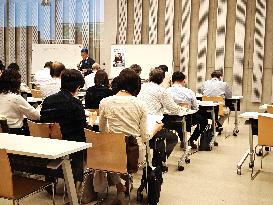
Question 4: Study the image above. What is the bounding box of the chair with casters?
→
[266,105,273,114]
[0,149,56,205]
[31,89,42,98]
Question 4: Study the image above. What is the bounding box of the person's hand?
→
[88,111,97,126]
[153,122,164,136]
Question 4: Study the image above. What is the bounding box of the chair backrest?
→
[85,129,127,174]
[87,109,100,115]
[202,96,224,116]
[258,115,273,147]
[0,149,14,198]
[31,89,42,98]
[27,120,62,139]
[0,117,8,133]
[178,102,190,109]
[267,105,273,114]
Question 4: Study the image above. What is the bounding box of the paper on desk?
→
[147,115,163,135]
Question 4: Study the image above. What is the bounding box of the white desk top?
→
[197,100,219,107]
[27,97,43,103]
[195,93,243,100]
[0,133,91,159]
[240,112,273,120]
[259,104,271,110]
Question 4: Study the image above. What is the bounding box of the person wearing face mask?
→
[201,70,232,134]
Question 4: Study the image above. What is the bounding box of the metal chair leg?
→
[52,182,56,205]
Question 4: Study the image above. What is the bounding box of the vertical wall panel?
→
[0,1,5,63]
[82,0,89,48]
[232,0,247,96]
[133,0,142,44]
[55,0,64,44]
[42,4,51,43]
[118,0,127,44]
[8,0,16,64]
[251,0,266,102]
[31,0,39,44]
[180,0,191,80]
[196,0,209,93]
[164,0,174,44]
[149,0,158,44]
[69,0,76,44]
[215,0,227,72]
[19,1,27,83]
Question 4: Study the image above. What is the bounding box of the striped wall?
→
[0,2,5,63]
[133,0,142,44]
[164,0,174,44]
[215,0,227,72]
[118,0,128,44]
[251,0,266,102]
[148,0,158,44]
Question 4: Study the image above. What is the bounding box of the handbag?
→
[125,135,139,173]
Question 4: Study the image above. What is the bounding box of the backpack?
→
[199,125,214,151]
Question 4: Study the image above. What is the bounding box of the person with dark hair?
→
[158,64,171,88]
[0,61,5,76]
[167,71,207,149]
[40,61,66,99]
[7,63,20,71]
[85,70,113,109]
[34,61,52,86]
[96,68,163,203]
[41,69,97,189]
[201,69,232,133]
[130,64,142,76]
[111,76,120,95]
[0,69,40,135]
[84,63,101,89]
[79,48,95,76]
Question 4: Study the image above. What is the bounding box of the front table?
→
[0,133,92,205]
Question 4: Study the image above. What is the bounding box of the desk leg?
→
[62,156,79,205]
[233,99,239,136]
[236,121,254,175]
[178,116,191,171]
[211,107,218,148]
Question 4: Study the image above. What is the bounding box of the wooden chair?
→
[0,116,8,133]
[0,149,55,205]
[86,109,100,115]
[31,89,42,98]
[202,96,224,116]
[178,102,190,109]
[27,120,62,140]
[267,105,273,114]
[81,129,131,203]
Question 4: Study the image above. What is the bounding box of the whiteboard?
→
[31,44,83,74]
[110,44,173,79]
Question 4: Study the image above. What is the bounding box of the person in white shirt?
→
[84,63,101,89]
[40,61,65,99]
[33,61,52,86]
[201,70,232,133]
[167,71,207,149]
[0,69,40,135]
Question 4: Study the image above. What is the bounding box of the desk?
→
[0,133,91,205]
[196,95,243,136]
[236,112,262,176]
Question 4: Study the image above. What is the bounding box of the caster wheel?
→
[178,166,184,171]
[256,150,263,156]
[214,141,218,146]
[265,147,270,152]
[136,191,143,202]
[233,132,237,136]
[185,159,190,164]
[249,162,254,169]
[236,129,239,134]
[237,169,241,175]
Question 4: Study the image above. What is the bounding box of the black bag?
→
[147,166,163,205]
[80,172,97,204]
[125,136,139,173]
[199,126,214,151]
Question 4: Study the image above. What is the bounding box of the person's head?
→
[211,70,223,80]
[0,62,5,76]
[130,64,142,76]
[7,63,19,72]
[61,69,85,95]
[172,71,186,86]
[158,65,168,73]
[117,68,141,96]
[44,61,53,69]
[81,48,89,59]
[92,63,101,72]
[0,69,21,94]
[50,61,66,78]
[149,68,165,84]
[94,70,109,87]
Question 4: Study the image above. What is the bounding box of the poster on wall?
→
[112,47,125,68]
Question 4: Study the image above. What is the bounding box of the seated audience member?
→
[201,70,232,133]
[34,61,52,86]
[138,68,187,168]
[0,60,5,76]
[41,69,97,189]
[84,63,101,89]
[167,71,207,149]
[8,63,31,93]
[111,75,120,95]
[130,64,142,76]
[0,69,40,135]
[40,61,65,99]
[158,64,171,88]
[97,68,163,203]
[85,70,113,109]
